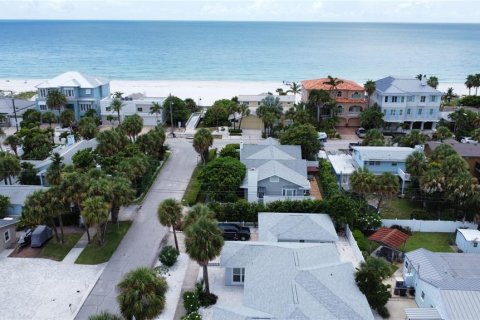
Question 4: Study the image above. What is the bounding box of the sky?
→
[0,0,479,23]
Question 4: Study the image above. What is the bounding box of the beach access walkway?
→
[76,138,198,319]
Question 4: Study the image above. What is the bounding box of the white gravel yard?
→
[0,256,104,320]
[156,253,189,320]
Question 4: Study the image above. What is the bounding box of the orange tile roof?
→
[368,227,410,250]
[302,78,364,91]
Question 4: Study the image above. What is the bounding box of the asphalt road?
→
[76,138,198,319]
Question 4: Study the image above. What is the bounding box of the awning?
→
[368,227,410,250]
[404,308,443,320]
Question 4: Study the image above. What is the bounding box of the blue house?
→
[352,146,416,174]
[0,185,48,216]
[36,71,110,120]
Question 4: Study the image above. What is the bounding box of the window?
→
[429,109,434,115]
[405,261,409,268]
[401,96,405,103]
[418,109,423,115]
[39,104,47,111]
[390,110,396,116]
[282,189,296,197]
[106,106,111,112]
[399,109,403,116]
[407,96,415,102]
[392,96,398,103]
[4,230,10,242]
[79,103,92,111]
[336,91,342,97]
[64,89,75,97]
[392,162,397,166]
[384,96,388,103]
[430,96,436,102]
[369,161,375,166]
[421,291,425,300]
[474,242,478,248]
[420,96,426,103]
[137,107,143,112]
[407,109,411,115]
[232,268,245,283]
[337,106,344,114]
[39,89,48,98]
[375,161,381,166]
[270,176,279,183]
[85,89,91,95]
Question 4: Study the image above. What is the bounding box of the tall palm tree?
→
[193,128,213,164]
[3,135,20,156]
[185,215,224,295]
[46,152,63,185]
[42,111,57,127]
[117,267,168,320]
[364,80,376,106]
[238,103,250,129]
[406,151,428,179]
[110,98,125,124]
[59,109,75,129]
[445,87,456,103]
[256,95,283,136]
[0,152,20,185]
[465,74,475,96]
[45,187,67,244]
[375,172,400,210]
[287,82,302,105]
[323,75,344,97]
[157,198,182,252]
[433,125,453,142]
[109,177,135,224]
[150,102,162,124]
[308,89,331,123]
[46,89,67,115]
[475,74,480,95]
[350,167,376,197]
[112,91,124,99]
[427,76,439,89]
[82,196,110,245]
[183,204,214,229]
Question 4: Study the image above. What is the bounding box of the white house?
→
[455,228,480,253]
[237,94,294,129]
[213,212,374,320]
[100,94,165,126]
[403,248,480,320]
[371,76,442,131]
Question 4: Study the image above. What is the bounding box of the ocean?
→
[0,20,479,83]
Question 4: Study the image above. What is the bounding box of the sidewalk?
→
[62,228,96,264]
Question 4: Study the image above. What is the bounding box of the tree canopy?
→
[279,124,321,160]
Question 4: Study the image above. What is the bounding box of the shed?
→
[369,227,410,262]
[455,228,480,253]
[31,225,53,248]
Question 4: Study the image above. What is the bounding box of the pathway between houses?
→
[76,138,198,319]
[62,228,96,264]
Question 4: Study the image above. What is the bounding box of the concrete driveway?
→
[76,137,198,319]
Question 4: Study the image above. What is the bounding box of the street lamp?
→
[0,90,19,132]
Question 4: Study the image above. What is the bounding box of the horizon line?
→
[0,19,479,25]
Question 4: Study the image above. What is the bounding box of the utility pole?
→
[169,93,174,136]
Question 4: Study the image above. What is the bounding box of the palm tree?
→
[183,204,214,230]
[416,74,425,81]
[308,89,331,123]
[59,109,75,129]
[3,135,20,156]
[42,111,57,127]
[112,91,124,99]
[185,215,224,295]
[106,115,117,125]
[45,187,67,244]
[88,311,122,320]
[109,177,135,224]
[420,167,445,194]
[430,143,456,163]
[441,154,469,179]
[157,198,182,252]
[82,196,110,245]
[471,128,480,142]
[46,152,63,185]
[465,74,475,96]
[364,80,376,106]
[474,74,480,95]
[117,267,168,320]
[46,89,67,115]
[427,76,439,89]
[350,168,376,197]
[238,103,250,129]
[256,95,283,136]
[193,128,213,164]
[275,88,286,95]
[433,125,453,142]
[323,75,344,96]
[375,172,400,210]
[110,98,125,124]
[287,82,302,105]
[0,152,20,185]
[406,151,428,179]
[150,102,162,124]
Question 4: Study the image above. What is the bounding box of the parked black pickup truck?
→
[218,223,251,241]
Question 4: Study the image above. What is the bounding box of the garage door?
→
[241,115,263,130]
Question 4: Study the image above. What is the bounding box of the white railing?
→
[262,195,313,204]
[345,224,365,263]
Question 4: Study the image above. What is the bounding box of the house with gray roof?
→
[352,146,416,175]
[36,71,110,120]
[0,98,36,128]
[240,139,311,204]
[403,248,480,320]
[0,185,48,216]
[258,212,338,243]
[0,218,18,253]
[371,76,442,132]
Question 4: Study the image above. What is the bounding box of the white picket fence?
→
[345,224,365,263]
[382,219,477,233]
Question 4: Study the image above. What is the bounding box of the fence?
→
[382,219,478,233]
[345,224,365,263]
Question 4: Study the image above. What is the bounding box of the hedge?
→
[459,95,480,107]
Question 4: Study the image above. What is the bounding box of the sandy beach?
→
[0,78,470,106]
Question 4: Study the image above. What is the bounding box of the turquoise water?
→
[0,20,479,82]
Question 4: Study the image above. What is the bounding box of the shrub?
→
[219,144,240,159]
[183,290,201,314]
[318,159,341,199]
[377,305,390,319]
[159,245,179,267]
[181,311,202,320]
[195,281,218,307]
[228,129,242,134]
[459,95,480,107]
[353,229,369,252]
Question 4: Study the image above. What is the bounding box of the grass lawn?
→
[182,165,203,206]
[380,198,425,219]
[75,221,132,265]
[403,232,454,253]
[39,232,83,261]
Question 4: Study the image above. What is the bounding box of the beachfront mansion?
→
[36,71,110,121]
[371,76,442,131]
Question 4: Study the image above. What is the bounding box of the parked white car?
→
[461,137,479,144]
